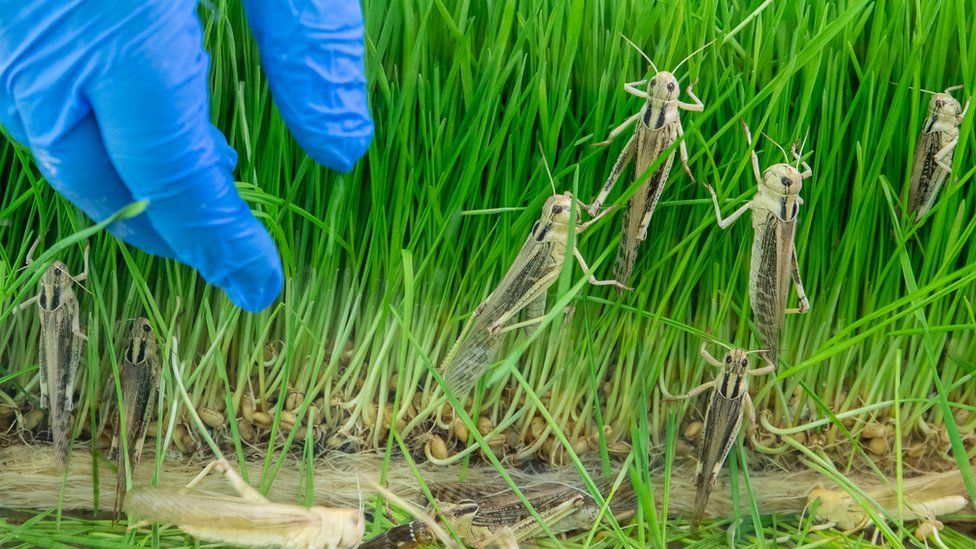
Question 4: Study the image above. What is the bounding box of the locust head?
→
[38,260,70,310]
[646,71,680,102]
[929,92,963,121]
[759,163,804,222]
[125,317,157,365]
[723,348,750,376]
[532,192,578,242]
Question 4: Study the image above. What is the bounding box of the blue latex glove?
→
[0,0,373,312]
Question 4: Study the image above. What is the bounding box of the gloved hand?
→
[0,0,373,312]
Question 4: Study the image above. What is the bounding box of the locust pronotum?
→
[110,317,160,519]
[702,121,811,365]
[663,340,773,529]
[587,35,708,286]
[907,85,971,222]
[15,240,89,470]
[125,457,365,549]
[440,149,630,394]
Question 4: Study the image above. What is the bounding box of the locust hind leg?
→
[587,135,636,215]
[520,292,547,337]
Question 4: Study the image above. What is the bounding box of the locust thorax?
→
[38,261,70,311]
[756,163,804,222]
[723,349,749,376]
[645,71,680,102]
[125,317,156,365]
[928,92,963,130]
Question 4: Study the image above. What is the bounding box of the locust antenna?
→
[538,142,558,195]
[674,39,715,74]
[762,132,790,164]
[795,133,809,170]
[745,349,770,356]
[944,84,964,93]
[621,34,657,73]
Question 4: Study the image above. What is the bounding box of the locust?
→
[15,240,89,470]
[587,36,707,286]
[779,486,968,546]
[907,85,970,222]
[110,317,160,519]
[441,156,630,394]
[124,457,365,549]
[664,341,774,529]
[702,121,811,365]
[360,483,595,548]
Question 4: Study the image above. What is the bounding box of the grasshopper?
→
[110,317,160,519]
[907,85,970,222]
[361,485,589,548]
[781,486,968,546]
[664,342,774,529]
[124,457,365,549]
[702,121,812,365]
[587,37,707,286]
[15,240,89,470]
[441,157,630,394]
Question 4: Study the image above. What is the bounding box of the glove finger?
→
[84,1,282,312]
[11,91,175,256]
[243,0,373,172]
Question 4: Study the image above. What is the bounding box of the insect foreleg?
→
[587,135,636,215]
[76,243,90,282]
[791,144,814,179]
[786,247,810,314]
[623,80,648,98]
[703,183,751,229]
[677,121,696,182]
[576,203,619,233]
[593,109,643,147]
[741,120,763,185]
[14,295,40,313]
[665,380,716,401]
[676,84,704,112]
[25,239,39,265]
[699,343,724,368]
[573,248,632,290]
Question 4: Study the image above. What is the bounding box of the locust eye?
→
[650,78,656,86]
[781,176,791,187]
[552,205,564,214]
[667,82,675,92]
[741,359,748,367]
[725,355,732,364]
[142,324,151,333]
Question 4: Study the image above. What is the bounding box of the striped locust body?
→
[907,87,970,221]
[16,241,89,470]
[588,40,706,286]
[111,317,160,518]
[125,458,364,549]
[664,343,773,529]
[360,482,599,548]
[441,191,628,394]
[702,122,811,365]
